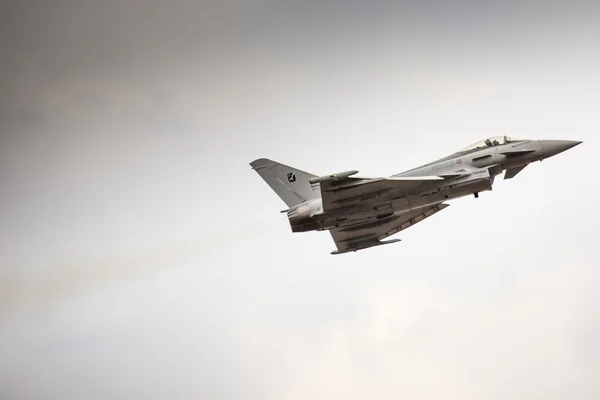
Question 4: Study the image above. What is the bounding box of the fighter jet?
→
[250,136,581,254]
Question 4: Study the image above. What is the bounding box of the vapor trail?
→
[0,222,271,316]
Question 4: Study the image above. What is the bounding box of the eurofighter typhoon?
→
[250,136,581,254]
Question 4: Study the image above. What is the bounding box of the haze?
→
[1,1,599,399]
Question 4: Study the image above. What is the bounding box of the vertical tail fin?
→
[250,158,320,207]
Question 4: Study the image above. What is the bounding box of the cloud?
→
[1,1,599,399]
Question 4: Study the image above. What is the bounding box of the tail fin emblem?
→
[287,172,296,182]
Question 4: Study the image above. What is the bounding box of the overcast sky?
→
[1,1,599,399]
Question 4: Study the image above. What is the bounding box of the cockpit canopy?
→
[460,136,524,152]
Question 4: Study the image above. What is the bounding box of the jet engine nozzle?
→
[287,199,323,222]
[287,204,311,221]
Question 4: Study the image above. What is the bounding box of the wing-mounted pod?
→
[309,170,360,184]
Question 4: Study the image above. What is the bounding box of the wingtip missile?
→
[309,170,359,184]
[330,238,401,255]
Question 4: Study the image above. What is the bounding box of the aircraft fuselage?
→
[251,137,581,254]
[288,139,579,233]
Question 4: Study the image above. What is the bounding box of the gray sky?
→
[1,1,599,399]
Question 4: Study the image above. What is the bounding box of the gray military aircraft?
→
[250,136,581,254]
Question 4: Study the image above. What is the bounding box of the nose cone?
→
[541,140,582,159]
